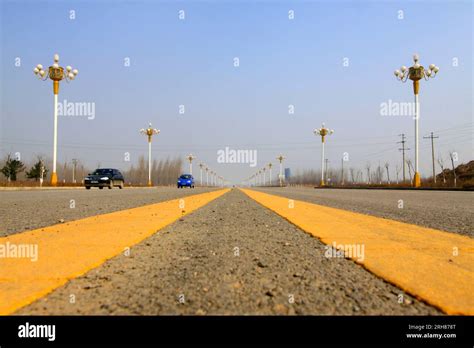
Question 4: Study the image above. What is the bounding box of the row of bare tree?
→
[288,152,462,187]
[0,154,183,186]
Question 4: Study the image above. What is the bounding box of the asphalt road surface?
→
[254,187,473,237]
[17,189,439,315]
[0,187,218,237]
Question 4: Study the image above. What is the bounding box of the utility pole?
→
[424,132,439,183]
[398,134,410,183]
[72,158,78,184]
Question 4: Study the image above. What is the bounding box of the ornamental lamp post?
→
[276,155,285,187]
[268,163,273,186]
[139,123,160,186]
[394,54,439,187]
[34,54,78,185]
[199,163,204,186]
[187,154,195,175]
[314,123,334,186]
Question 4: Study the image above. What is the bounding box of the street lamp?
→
[276,155,285,187]
[205,166,209,186]
[314,123,334,186]
[34,54,78,185]
[394,53,439,187]
[199,163,204,186]
[187,154,195,175]
[268,163,273,186]
[140,123,160,186]
[263,167,266,186]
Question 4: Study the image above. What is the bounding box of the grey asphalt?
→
[17,189,439,315]
[252,186,473,237]
[0,187,218,237]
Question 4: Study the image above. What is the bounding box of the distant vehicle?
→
[177,174,195,188]
[84,168,124,190]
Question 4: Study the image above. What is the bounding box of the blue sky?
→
[1,0,472,183]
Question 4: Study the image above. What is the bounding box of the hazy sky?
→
[1,0,472,184]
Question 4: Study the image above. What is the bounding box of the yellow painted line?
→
[241,189,474,315]
[0,189,230,315]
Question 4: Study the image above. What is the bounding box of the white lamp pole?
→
[276,155,285,187]
[199,163,204,186]
[187,154,194,175]
[394,54,439,187]
[140,123,160,186]
[268,163,273,186]
[34,54,78,185]
[314,123,334,186]
[263,167,266,186]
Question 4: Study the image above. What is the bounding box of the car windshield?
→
[180,175,192,179]
[92,169,113,175]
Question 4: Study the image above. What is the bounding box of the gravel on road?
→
[17,189,439,315]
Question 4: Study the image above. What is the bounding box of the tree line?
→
[0,154,183,186]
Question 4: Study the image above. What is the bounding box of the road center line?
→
[0,189,230,315]
[241,188,474,315]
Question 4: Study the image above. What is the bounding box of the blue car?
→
[177,174,195,188]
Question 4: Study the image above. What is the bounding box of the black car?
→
[84,168,124,189]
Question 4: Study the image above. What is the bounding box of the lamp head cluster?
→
[187,154,195,163]
[140,123,160,140]
[34,54,78,82]
[394,54,439,82]
[276,154,285,163]
[314,123,334,138]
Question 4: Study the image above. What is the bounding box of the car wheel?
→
[85,186,91,190]
[99,187,104,190]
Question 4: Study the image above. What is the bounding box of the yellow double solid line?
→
[241,189,474,315]
[0,189,229,315]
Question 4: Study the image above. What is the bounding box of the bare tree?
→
[365,162,371,184]
[449,151,457,187]
[437,155,446,184]
[395,164,401,184]
[406,159,414,185]
[384,162,390,184]
[349,167,355,184]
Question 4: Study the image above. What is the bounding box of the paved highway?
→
[1,187,472,315]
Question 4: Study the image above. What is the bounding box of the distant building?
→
[284,168,291,180]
